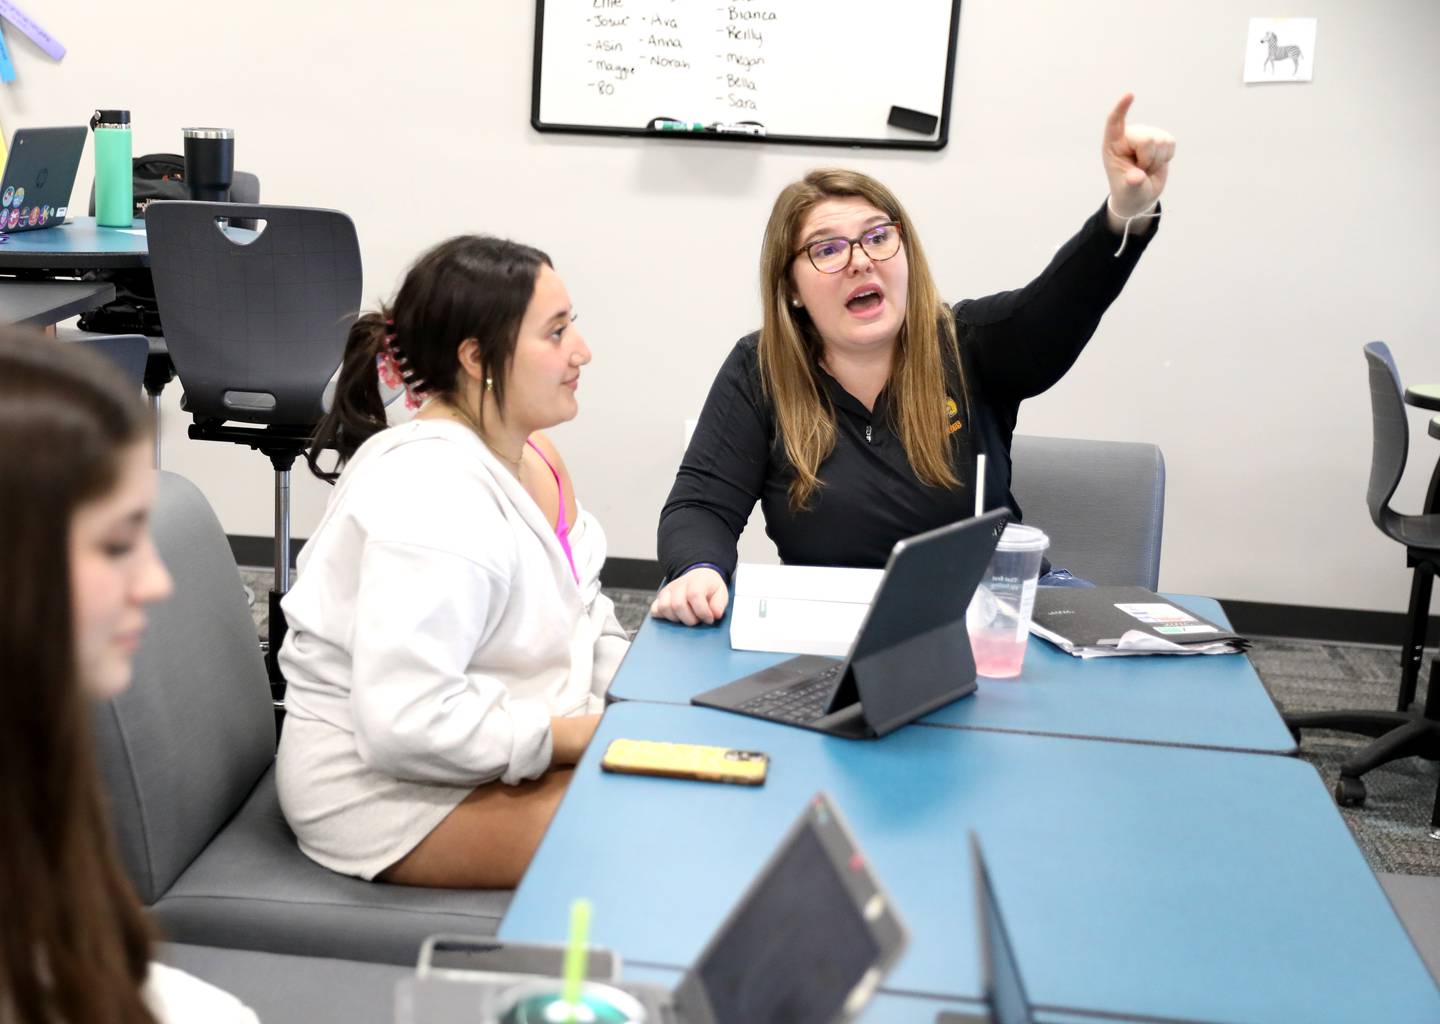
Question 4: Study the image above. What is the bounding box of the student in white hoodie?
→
[0,335,258,1023]
[276,236,628,888]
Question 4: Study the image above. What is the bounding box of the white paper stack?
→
[728,563,883,657]
[1028,623,1244,658]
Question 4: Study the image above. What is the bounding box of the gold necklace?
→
[440,400,522,473]
[483,438,523,472]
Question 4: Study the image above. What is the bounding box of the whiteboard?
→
[531,0,961,149]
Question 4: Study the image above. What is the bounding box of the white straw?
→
[974,453,986,517]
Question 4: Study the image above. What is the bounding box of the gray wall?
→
[8,0,1437,614]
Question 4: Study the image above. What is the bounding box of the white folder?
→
[728,563,884,657]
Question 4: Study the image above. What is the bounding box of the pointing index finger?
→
[1105,93,1135,143]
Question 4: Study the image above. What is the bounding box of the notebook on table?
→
[728,563,882,658]
[1028,586,1248,659]
[692,510,1009,739]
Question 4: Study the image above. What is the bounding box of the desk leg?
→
[1402,454,1440,712]
[1426,657,1440,839]
[1431,766,1440,839]
[1399,566,1434,712]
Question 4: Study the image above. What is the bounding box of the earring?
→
[485,377,494,392]
[790,297,802,308]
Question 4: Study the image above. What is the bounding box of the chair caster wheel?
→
[1334,776,1367,808]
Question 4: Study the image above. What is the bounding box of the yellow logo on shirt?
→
[946,395,963,434]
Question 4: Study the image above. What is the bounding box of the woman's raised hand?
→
[1103,93,1175,218]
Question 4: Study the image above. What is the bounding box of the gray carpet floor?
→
[1246,636,1440,876]
[241,573,1440,876]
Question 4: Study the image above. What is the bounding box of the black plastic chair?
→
[1286,342,1440,835]
[145,201,362,698]
[76,171,262,468]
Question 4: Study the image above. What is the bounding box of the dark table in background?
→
[0,217,151,271]
[0,279,116,327]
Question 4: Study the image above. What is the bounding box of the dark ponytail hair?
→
[0,332,159,1024]
[307,235,553,481]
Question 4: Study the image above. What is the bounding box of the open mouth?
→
[845,285,884,315]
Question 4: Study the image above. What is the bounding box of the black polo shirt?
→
[657,201,1157,580]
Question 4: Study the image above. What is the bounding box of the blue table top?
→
[0,216,150,267]
[608,594,1297,754]
[501,703,1439,1023]
[619,964,982,1022]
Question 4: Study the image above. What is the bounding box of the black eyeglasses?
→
[795,221,903,274]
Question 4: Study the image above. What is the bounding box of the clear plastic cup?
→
[966,523,1049,679]
[499,980,647,1023]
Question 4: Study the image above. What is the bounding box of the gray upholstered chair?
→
[95,472,511,964]
[62,333,149,388]
[1009,434,1166,588]
[159,944,410,1023]
[1380,873,1440,986]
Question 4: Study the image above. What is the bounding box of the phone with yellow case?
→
[600,738,769,786]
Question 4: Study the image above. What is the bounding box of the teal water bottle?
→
[90,109,133,227]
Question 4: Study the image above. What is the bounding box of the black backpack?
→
[130,152,188,217]
[76,154,189,336]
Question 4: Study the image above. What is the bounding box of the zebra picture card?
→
[1245,17,1317,83]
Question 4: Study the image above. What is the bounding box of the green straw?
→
[562,897,592,1019]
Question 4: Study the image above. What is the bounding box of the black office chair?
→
[76,171,262,468]
[1286,342,1440,835]
[145,201,362,701]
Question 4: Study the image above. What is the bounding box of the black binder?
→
[1029,586,1247,655]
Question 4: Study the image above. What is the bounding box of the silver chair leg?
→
[266,464,294,693]
[274,466,291,594]
[150,391,162,469]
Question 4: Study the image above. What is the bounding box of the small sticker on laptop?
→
[1115,602,1199,626]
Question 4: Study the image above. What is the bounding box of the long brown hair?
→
[307,235,553,481]
[0,334,159,1024]
[759,168,967,510]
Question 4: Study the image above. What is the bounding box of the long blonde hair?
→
[758,168,967,511]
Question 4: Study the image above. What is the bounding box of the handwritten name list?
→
[573,0,779,122]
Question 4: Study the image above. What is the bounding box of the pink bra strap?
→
[526,439,579,583]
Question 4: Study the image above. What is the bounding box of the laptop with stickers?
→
[0,126,86,233]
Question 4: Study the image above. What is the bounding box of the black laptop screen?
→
[692,822,879,1023]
